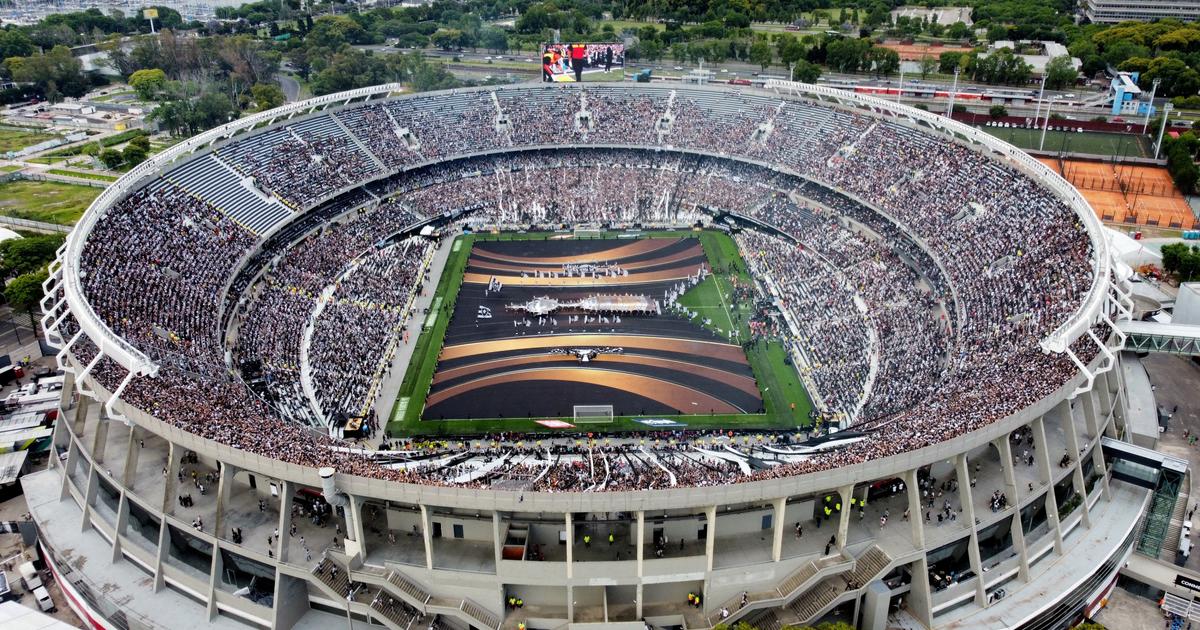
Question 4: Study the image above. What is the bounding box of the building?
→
[988,40,1081,75]
[1085,0,1200,23]
[24,81,1192,630]
[889,6,973,26]
[1109,71,1156,117]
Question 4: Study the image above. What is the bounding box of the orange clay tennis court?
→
[1040,158,1199,229]
[879,42,973,61]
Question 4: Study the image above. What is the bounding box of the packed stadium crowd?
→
[66,84,1104,492]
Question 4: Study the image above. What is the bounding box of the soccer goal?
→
[573,404,615,424]
[573,224,603,239]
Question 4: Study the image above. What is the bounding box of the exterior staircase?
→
[1161,471,1192,562]
[704,553,852,627]
[787,581,842,622]
[312,557,351,598]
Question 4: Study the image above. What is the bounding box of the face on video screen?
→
[541,42,624,82]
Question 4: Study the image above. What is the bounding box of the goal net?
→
[574,224,603,239]
[573,405,614,424]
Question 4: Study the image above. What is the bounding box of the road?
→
[277,74,301,102]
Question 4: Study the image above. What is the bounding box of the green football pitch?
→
[385,230,813,437]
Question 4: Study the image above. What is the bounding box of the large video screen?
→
[541,42,625,82]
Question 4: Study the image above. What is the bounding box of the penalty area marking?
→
[391,397,410,423]
[424,297,442,330]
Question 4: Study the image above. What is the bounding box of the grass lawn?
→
[980,126,1151,158]
[45,168,118,182]
[0,127,59,154]
[0,165,21,173]
[0,179,99,225]
[386,230,813,437]
[682,231,813,429]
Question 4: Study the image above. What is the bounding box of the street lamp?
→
[1039,95,1061,152]
[1143,77,1160,135]
[944,67,960,117]
[1153,103,1174,160]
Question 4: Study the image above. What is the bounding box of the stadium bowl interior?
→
[29,80,1142,630]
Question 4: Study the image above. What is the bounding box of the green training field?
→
[386,230,813,437]
[0,179,99,225]
[980,126,1151,158]
[0,127,59,154]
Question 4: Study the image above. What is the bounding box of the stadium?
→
[24,80,1154,630]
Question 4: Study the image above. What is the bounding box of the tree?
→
[0,29,35,60]
[481,27,508,54]
[989,104,1008,118]
[4,45,88,100]
[99,148,124,169]
[122,142,148,167]
[1044,56,1078,90]
[826,38,872,73]
[128,67,166,100]
[306,15,368,49]
[0,234,64,279]
[250,82,285,111]
[5,269,48,323]
[776,34,805,67]
[867,46,900,76]
[749,40,772,71]
[946,21,971,40]
[939,51,967,74]
[792,59,821,83]
[431,28,463,51]
[1161,243,1200,281]
[919,54,937,79]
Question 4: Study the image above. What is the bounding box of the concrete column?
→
[635,511,643,576]
[905,469,925,550]
[58,369,76,420]
[994,438,1021,507]
[1096,370,1114,425]
[277,481,293,564]
[162,442,180,514]
[705,506,716,572]
[57,436,72,501]
[112,492,128,563]
[860,580,891,630]
[566,584,574,623]
[122,426,141,490]
[1031,417,1064,554]
[772,498,786,562]
[81,467,98,532]
[1092,441,1111,501]
[494,512,505,574]
[907,557,934,628]
[636,583,643,619]
[1081,389,1102,442]
[420,504,434,570]
[72,391,91,435]
[1008,510,1030,582]
[1058,399,1091,529]
[153,515,169,592]
[954,454,978,526]
[91,412,110,464]
[346,496,366,563]
[837,485,852,550]
[566,512,575,577]
[207,543,221,621]
[212,463,233,542]
[1108,363,1127,434]
[955,454,987,607]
